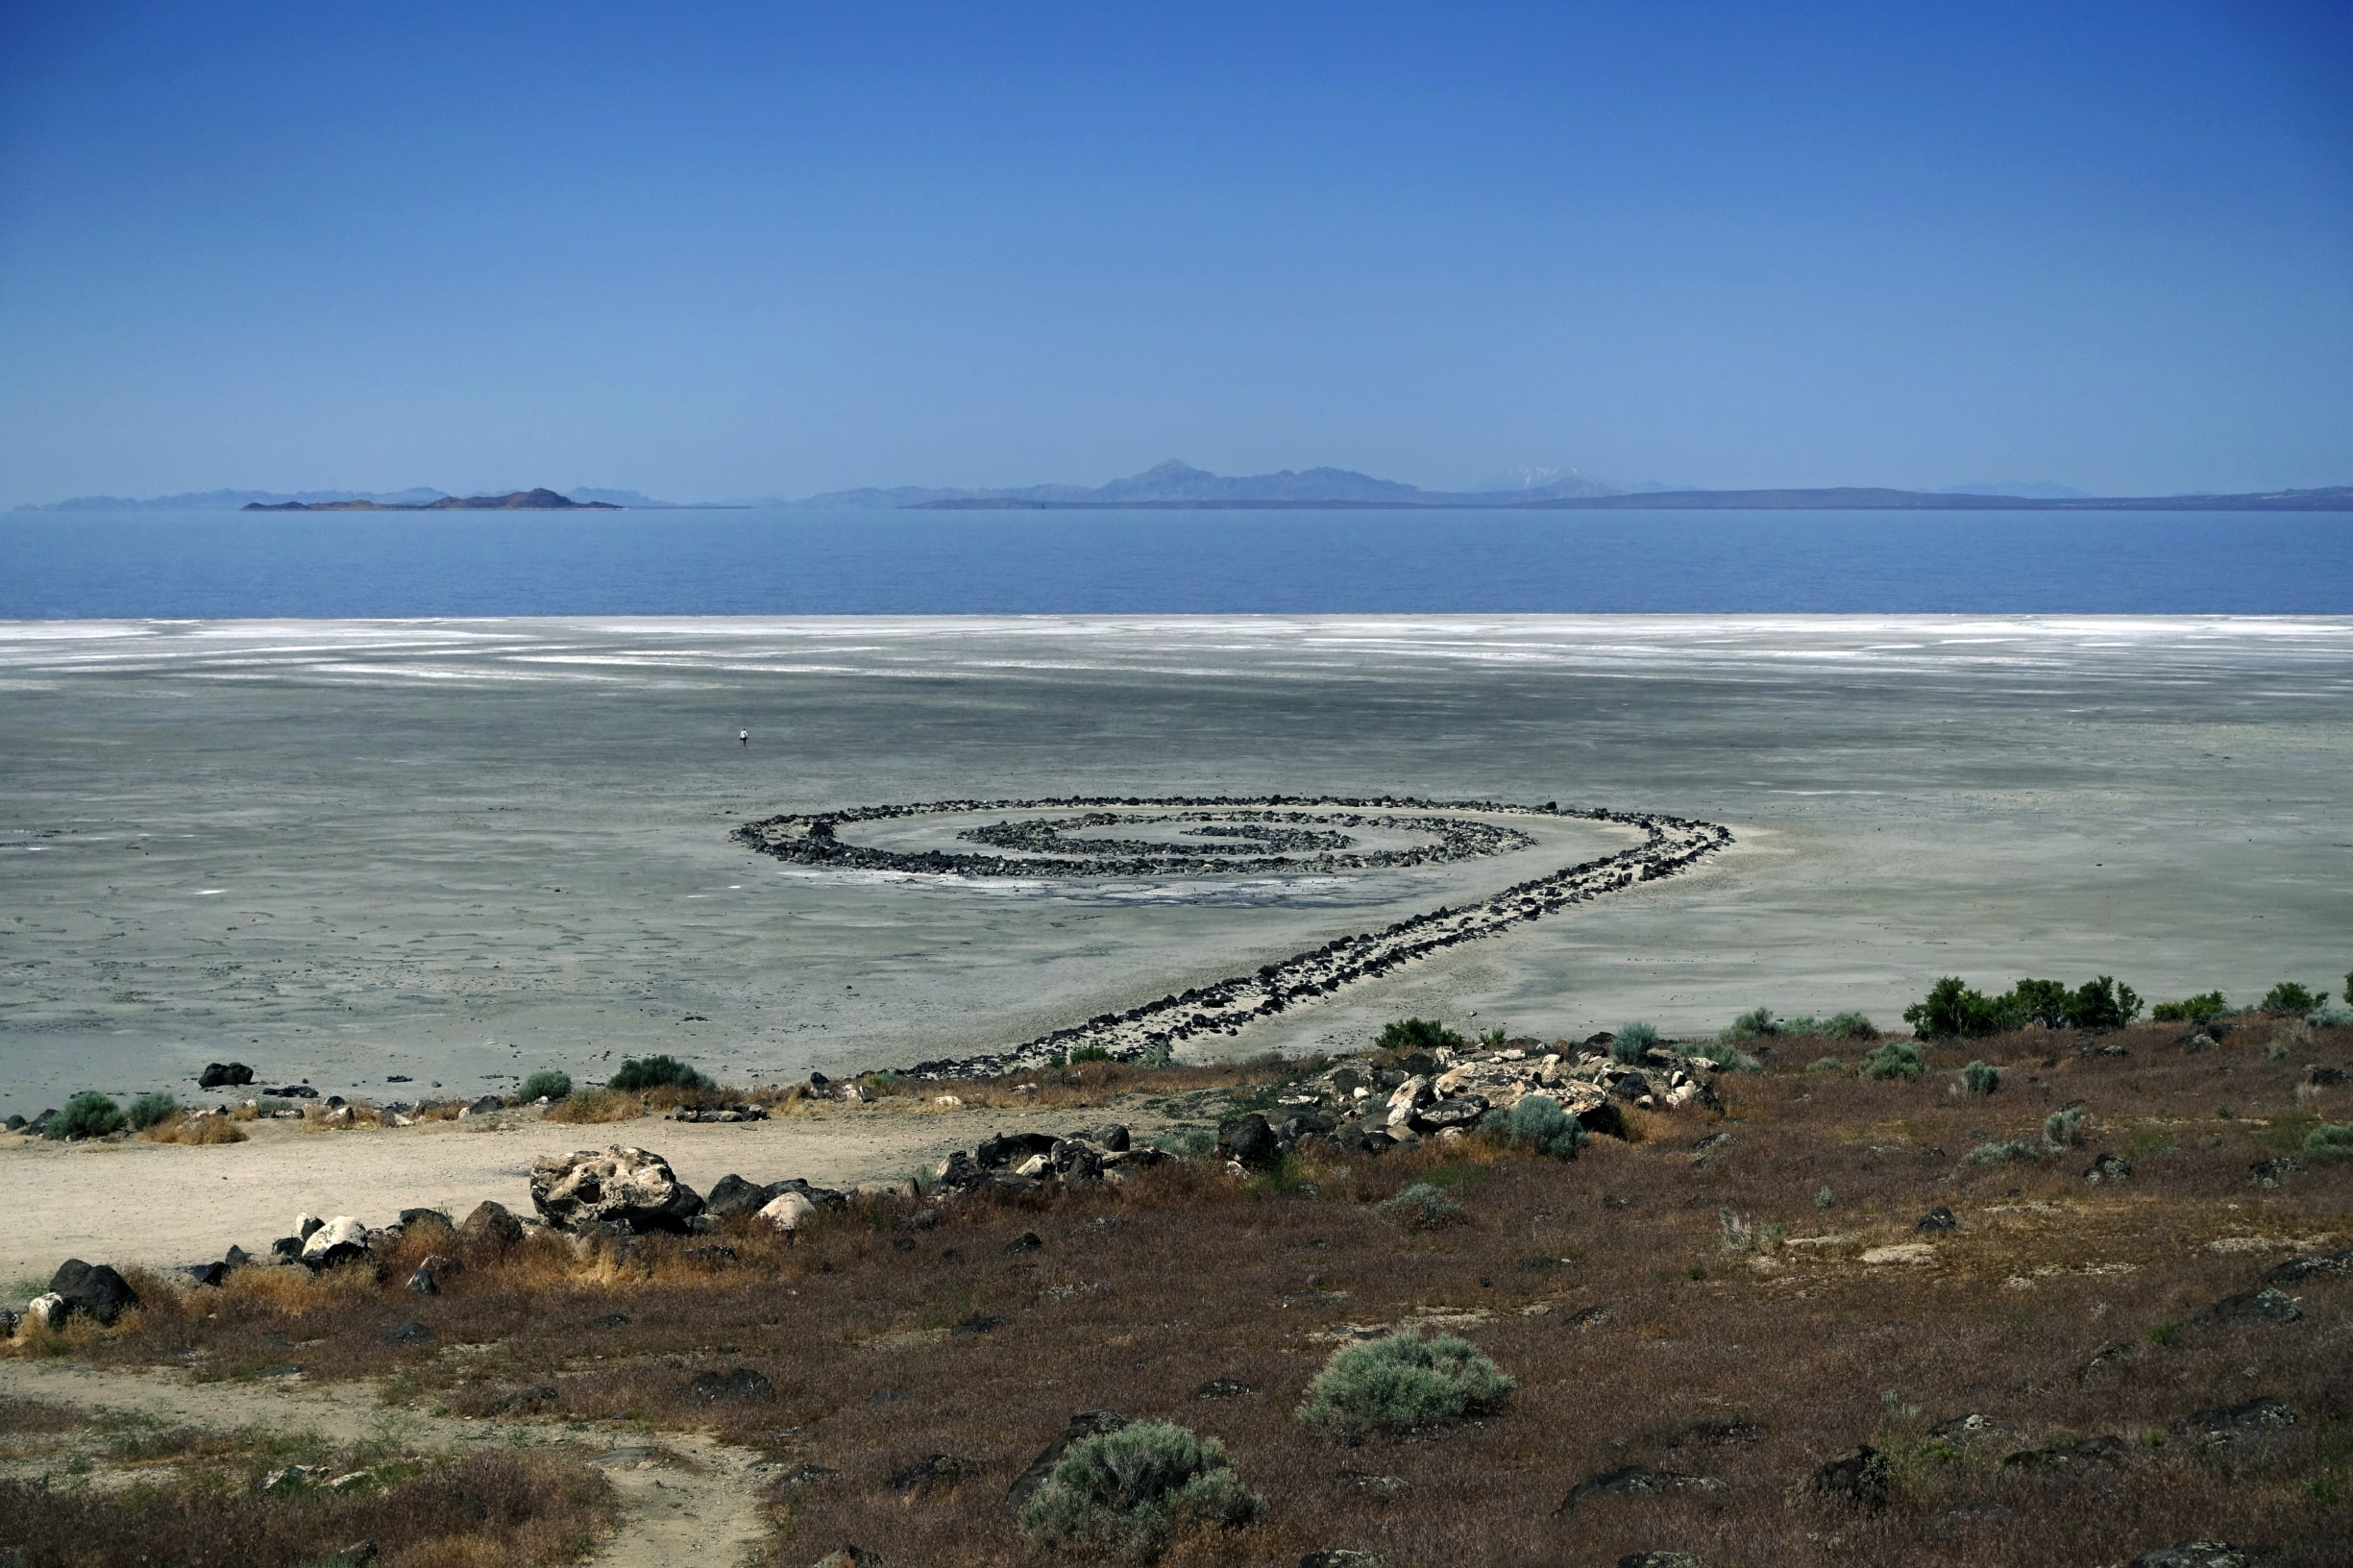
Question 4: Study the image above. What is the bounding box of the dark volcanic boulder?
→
[2203,1287,2302,1326]
[49,1260,141,1327]
[2173,1397,2295,1449]
[703,1173,771,1218]
[1915,1207,1960,1234]
[458,1200,527,1251]
[1220,1113,1280,1167]
[1005,1409,1128,1513]
[2129,1546,2246,1568]
[529,1145,703,1234]
[678,1367,773,1402]
[977,1131,1059,1168]
[1808,1446,1891,1507]
[198,1062,255,1090]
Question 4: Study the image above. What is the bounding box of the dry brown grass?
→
[0,1445,615,1568]
[19,1019,2352,1567]
[139,1111,248,1145]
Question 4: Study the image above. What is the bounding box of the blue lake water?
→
[1,506,2346,617]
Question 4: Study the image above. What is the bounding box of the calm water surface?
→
[2,507,2346,616]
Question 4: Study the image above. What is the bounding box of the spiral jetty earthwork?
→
[734,796,1732,1078]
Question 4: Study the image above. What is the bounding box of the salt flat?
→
[3,615,2349,1114]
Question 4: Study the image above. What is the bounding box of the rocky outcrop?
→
[529,1146,704,1235]
[198,1062,255,1089]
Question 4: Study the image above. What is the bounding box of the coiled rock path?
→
[737,796,1732,1076]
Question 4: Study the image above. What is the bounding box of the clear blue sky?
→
[2,1,2348,504]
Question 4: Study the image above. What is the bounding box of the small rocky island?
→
[241,488,619,512]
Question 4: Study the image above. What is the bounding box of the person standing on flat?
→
[739,728,749,747]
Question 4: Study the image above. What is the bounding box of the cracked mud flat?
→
[0,1358,768,1568]
[3,616,2350,1114]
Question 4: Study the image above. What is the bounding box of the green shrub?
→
[2306,1123,2353,1157]
[2152,991,2228,1023]
[1902,978,2018,1040]
[2065,976,2142,1029]
[1297,1330,1513,1431]
[2009,978,2072,1029]
[519,1070,573,1101]
[2261,981,2321,1016]
[1066,1045,1115,1065]
[2345,969,2352,1006]
[1860,1041,1926,1082]
[1960,1060,1999,1095]
[1721,1007,1777,1041]
[1496,1094,1587,1160]
[1803,1055,1845,1074]
[2044,1106,2086,1150]
[1374,1017,1464,1055]
[1815,1012,1879,1041]
[46,1091,124,1140]
[1611,1021,1659,1065]
[1018,1420,1263,1561]
[1967,1139,2041,1164]
[125,1091,179,1131]
[1374,1182,1465,1230]
[1155,1127,1216,1159]
[1478,1026,1508,1049]
[606,1055,712,1092]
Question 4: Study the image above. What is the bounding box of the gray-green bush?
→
[1495,1094,1587,1160]
[1297,1330,1514,1431]
[1860,1041,1926,1082]
[2305,1123,2353,1157]
[1960,1060,1999,1095]
[1611,1021,1659,1065]
[125,1091,179,1131]
[2044,1106,2086,1150]
[519,1069,573,1101]
[1720,1007,1777,1041]
[1967,1139,2041,1164]
[1018,1420,1263,1561]
[45,1091,124,1140]
[1804,1055,1845,1074]
[1374,1182,1465,1230]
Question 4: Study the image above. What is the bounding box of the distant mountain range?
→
[19,465,2352,513]
[783,459,1620,509]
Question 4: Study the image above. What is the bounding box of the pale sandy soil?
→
[0,1098,1175,1291]
[0,1357,769,1568]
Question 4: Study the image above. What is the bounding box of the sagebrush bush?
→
[606,1055,712,1092]
[1860,1041,1926,1082]
[125,1091,179,1131]
[1960,1060,1999,1095]
[1495,1094,1586,1160]
[2044,1106,2086,1149]
[1611,1021,1659,1065]
[45,1091,124,1140]
[1720,1007,1777,1041]
[1804,1055,1845,1074]
[2305,1123,2353,1156]
[1374,1182,1465,1229]
[1967,1139,2041,1164]
[2306,1001,2353,1027]
[519,1069,573,1101]
[1297,1330,1514,1431]
[1018,1420,1263,1561]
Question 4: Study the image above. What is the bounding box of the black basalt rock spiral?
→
[733,796,1732,1077]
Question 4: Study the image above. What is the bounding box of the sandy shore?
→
[0,1098,1153,1291]
[4,614,2349,1115]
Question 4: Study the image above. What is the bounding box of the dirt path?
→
[0,1358,771,1568]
